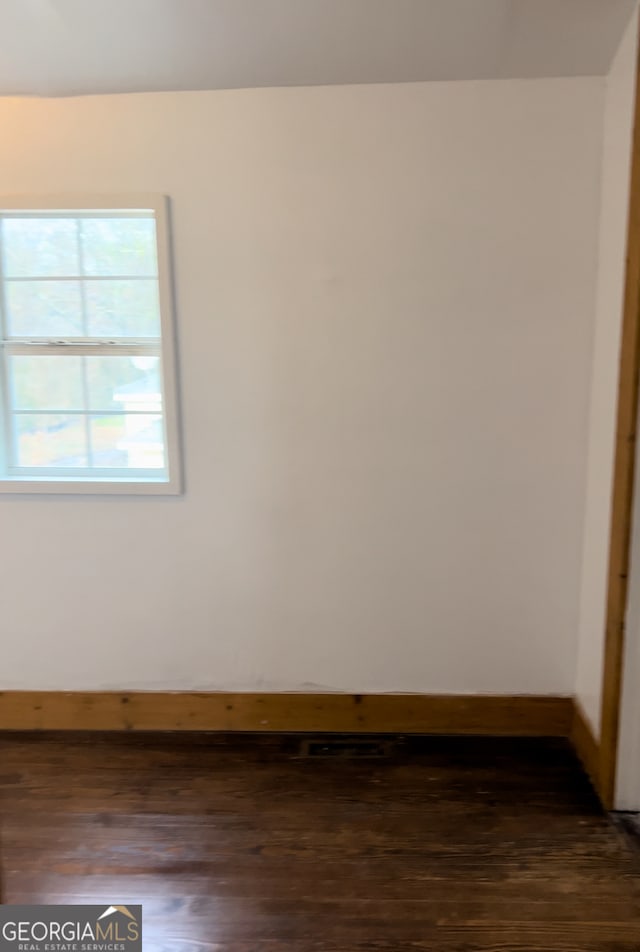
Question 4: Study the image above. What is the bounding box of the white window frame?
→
[0,194,182,494]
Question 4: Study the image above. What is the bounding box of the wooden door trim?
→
[599,16,640,809]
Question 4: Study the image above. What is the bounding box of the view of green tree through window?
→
[0,198,180,493]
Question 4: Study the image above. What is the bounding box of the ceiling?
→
[0,0,636,98]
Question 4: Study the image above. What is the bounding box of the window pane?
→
[86,279,161,337]
[10,356,84,411]
[5,280,83,337]
[91,414,165,469]
[13,414,88,467]
[80,218,157,276]
[85,355,161,412]
[2,218,79,277]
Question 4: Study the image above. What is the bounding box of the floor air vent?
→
[298,738,392,758]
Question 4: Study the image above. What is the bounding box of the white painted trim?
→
[0,477,179,495]
[0,194,161,212]
[154,195,183,496]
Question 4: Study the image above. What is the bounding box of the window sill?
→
[0,476,182,495]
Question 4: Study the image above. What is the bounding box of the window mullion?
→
[3,342,161,357]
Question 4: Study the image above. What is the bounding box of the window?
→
[0,195,181,493]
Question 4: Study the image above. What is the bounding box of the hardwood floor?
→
[0,732,639,951]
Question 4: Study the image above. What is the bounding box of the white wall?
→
[575,9,638,736]
[0,79,603,693]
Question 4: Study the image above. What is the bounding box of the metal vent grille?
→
[298,738,392,759]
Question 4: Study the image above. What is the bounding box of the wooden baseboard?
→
[0,691,573,735]
[571,699,602,800]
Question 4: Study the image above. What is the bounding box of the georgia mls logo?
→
[0,904,142,951]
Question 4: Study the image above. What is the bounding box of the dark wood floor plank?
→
[0,733,639,951]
